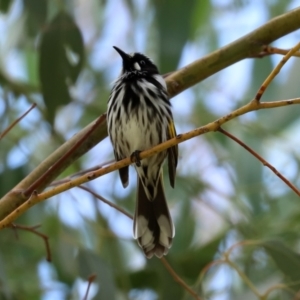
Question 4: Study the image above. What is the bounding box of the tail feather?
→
[133,174,174,258]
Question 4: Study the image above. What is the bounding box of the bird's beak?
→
[113,46,130,62]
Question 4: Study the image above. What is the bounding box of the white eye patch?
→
[134,62,141,70]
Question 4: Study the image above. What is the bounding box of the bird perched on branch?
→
[107,46,178,258]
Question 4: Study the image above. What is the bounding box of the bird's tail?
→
[133,173,174,258]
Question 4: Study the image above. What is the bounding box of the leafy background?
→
[1,0,300,299]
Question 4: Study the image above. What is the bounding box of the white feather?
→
[134,62,141,70]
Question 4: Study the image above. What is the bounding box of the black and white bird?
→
[107,46,178,258]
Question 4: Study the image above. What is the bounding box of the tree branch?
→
[0,103,36,140]
[9,223,51,261]
[1,97,300,227]
[218,128,300,197]
[165,7,300,96]
[78,185,133,219]
[83,274,97,300]
[1,8,300,220]
[161,257,202,300]
[255,42,300,101]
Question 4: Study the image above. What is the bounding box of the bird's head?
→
[113,46,159,76]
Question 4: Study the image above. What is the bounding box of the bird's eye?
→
[140,60,145,65]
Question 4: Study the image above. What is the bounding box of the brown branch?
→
[161,257,202,300]
[218,128,300,197]
[263,284,295,299]
[259,45,300,58]
[225,258,262,298]
[166,8,300,96]
[83,274,97,300]
[77,186,133,219]
[0,112,108,220]
[255,42,300,101]
[49,160,114,187]
[0,103,37,140]
[10,223,51,262]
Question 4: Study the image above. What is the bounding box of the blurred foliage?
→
[1,0,300,299]
[39,11,84,126]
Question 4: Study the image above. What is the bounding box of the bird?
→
[107,46,178,258]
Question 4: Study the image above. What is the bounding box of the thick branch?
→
[166,7,300,96]
[1,8,300,220]
[0,115,107,219]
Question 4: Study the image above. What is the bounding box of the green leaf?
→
[190,0,211,40]
[0,0,12,13]
[172,198,195,253]
[23,0,48,36]
[39,11,84,126]
[261,240,300,289]
[0,165,27,196]
[153,0,197,72]
[54,232,79,287]
[127,269,159,289]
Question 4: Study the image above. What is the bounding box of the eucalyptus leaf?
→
[39,11,84,126]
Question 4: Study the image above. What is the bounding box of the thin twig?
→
[0,103,36,140]
[161,257,202,300]
[83,274,97,300]
[262,283,295,299]
[197,259,224,287]
[226,240,259,256]
[199,241,298,299]
[260,45,300,58]
[10,223,51,262]
[225,258,262,298]
[255,42,300,101]
[197,249,261,298]
[49,160,114,187]
[224,241,300,299]
[218,128,300,197]
[78,186,133,219]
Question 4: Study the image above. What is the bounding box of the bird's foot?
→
[131,150,142,167]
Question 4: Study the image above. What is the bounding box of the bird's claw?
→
[131,150,142,167]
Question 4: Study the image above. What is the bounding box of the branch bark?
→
[1,8,300,220]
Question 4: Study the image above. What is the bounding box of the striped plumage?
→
[107,46,178,258]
